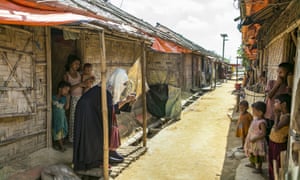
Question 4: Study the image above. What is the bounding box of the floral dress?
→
[244,118,267,158]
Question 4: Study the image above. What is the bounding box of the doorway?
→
[51,28,80,93]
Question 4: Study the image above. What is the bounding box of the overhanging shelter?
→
[0,0,152,179]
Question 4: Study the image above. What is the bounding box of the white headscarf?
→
[107,68,129,104]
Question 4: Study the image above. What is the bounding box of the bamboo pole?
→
[141,42,147,147]
[99,31,109,180]
[45,27,52,148]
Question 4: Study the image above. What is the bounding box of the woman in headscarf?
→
[73,68,135,171]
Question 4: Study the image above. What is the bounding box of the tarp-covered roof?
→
[239,0,290,60]
[0,0,102,25]
[155,23,217,56]
[57,0,215,55]
[0,0,150,41]
[0,0,218,56]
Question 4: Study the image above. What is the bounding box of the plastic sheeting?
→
[152,37,192,53]
[147,84,168,118]
[165,85,181,120]
[41,164,80,180]
[127,58,143,97]
[0,0,96,25]
[0,1,192,54]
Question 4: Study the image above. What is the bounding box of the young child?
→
[82,63,95,93]
[52,81,71,152]
[244,101,267,174]
[236,100,253,149]
[268,94,291,180]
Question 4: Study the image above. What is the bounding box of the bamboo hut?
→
[85,1,220,121]
[0,1,221,177]
[0,2,152,179]
[239,0,300,178]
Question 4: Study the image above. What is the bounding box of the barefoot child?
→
[236,100,253,149]
[268,94,291,180]
[244,101,267,174]
[52,81,71,152]
[82,63,95,93]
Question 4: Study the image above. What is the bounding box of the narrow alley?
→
[116,82,236,180]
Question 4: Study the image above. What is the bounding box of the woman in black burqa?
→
[73,69,135,171]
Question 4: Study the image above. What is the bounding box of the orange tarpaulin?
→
[152,37,192,53]
[245,0,269,16]
[242,1,268,61]
[0,0,96,26]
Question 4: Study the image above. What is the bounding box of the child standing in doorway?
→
[82,63,95,94]
[52,81,71,152]
[236,100,253,149]
[244,101,267,174]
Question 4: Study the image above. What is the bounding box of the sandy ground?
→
[116,81,237,180]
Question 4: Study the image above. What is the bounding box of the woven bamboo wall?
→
[0,26,47,164]
[147,51,183,88]
[265,37,285,80]
[183,54,193,91]
[83,33,142,80]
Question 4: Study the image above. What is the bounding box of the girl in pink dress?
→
[244,101,267,174]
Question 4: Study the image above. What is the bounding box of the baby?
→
[82,63,95,93]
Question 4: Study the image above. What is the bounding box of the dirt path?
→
[116,81,237,180]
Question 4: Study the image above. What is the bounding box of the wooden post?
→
[45,27,52,148]
[100,31,109,180]
[191,55,195,89]
[141,42,147,147]
[214,61,217,89]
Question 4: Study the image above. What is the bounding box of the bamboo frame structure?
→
[141,41,147,147]
[45,27,52,148]
[99,31,109,180]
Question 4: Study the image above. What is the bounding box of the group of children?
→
[52,55,95,152]
[236,62,293,179]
